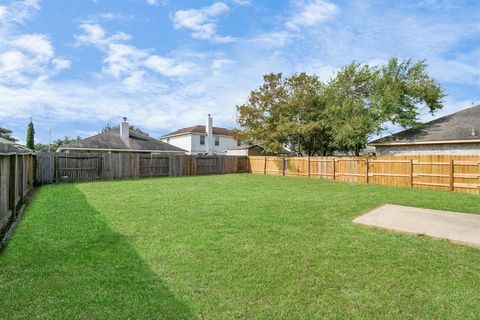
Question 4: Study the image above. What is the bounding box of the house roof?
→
[162,125,233,138]
[226,144,263,151]
[58,128,186,153]
[371,105,480,146]
[0,137,12,144]
[0,137,32,153]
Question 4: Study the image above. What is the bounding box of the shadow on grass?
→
[0,184,196,319]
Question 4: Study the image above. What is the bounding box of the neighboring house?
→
[161,114,238,155]
[225,145,266,156]
[370,104,480,155]
[0,137,32,153]
[58,118,186,154]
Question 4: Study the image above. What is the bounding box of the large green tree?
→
[237,58,445,156]
[26,120,35,150]
[237,73,332,156]
[325,58,445,155]
[0,127,18,142]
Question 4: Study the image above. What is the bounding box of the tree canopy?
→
[0,127,18,142]
[101,124,150,136]
[35,136,82,152]
[236,58,445,156]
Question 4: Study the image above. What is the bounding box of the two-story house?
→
[160,115,239,155]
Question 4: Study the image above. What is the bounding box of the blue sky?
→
[1,0,479,143]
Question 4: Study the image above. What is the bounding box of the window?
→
[200,135,205,145]
[166,138,170,143]
[215,136,220,146]
[237,140,241,146]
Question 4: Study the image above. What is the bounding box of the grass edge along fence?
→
[0,142,35,248]
[36,153,250,184]
[248,155,480,195]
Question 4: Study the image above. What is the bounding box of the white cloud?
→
[172,2,235,43]
[0,2,70,85]
[248,31,293,48]
[145,55,197,77]
[0,6,8,21]
[211,58,234,70]
[232,0,252,5]
[84,12,135,23]
[1,0,40,27]
[12,34,53,59]
[146,0,167,5]
[286,0,338,30]
[76,23,197,80]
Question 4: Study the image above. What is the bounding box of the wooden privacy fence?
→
[36,153,250,184]
[0,142,34,244]
[249,155,480,195]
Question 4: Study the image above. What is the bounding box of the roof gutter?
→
[371,139,480,147]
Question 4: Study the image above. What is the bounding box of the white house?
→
[161,115,239,155]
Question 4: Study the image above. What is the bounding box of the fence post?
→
[409,159,414,187]
[263,157,267,175]
[332,158,336,180]
[449,159,454,191]
[307,156,311,178]
[283,158,286,176]
[365,158,369,184]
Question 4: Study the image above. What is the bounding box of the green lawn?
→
[1,174,480,319]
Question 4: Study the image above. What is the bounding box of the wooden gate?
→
[235,156,250,173]
[139,154,169,177]
[196,156,220,175]
[54,154,102,182]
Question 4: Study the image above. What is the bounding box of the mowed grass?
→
[1,174,480,319]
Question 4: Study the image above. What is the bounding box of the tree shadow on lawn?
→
[0,184,196,319]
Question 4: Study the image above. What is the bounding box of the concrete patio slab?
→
[353,204,480,248]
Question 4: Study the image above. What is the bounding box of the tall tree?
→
[323,63,378,155]
[0,127,18,142]
[325,58,445,155]
[237,73,332,156]
[26,120,35,150]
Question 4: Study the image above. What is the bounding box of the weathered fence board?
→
[36,153,250,184]
[0,143,34,245]
[249,155,480,195]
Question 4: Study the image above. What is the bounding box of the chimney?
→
[206,114,213,155]
[120,117,129,138]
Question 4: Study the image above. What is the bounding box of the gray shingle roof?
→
[0,137,32,153]
[371,105,480,145]
[58,128,186,152]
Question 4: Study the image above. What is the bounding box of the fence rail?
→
[249,155,480,195]
[36,153,250,184]
[0,144,34,245]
